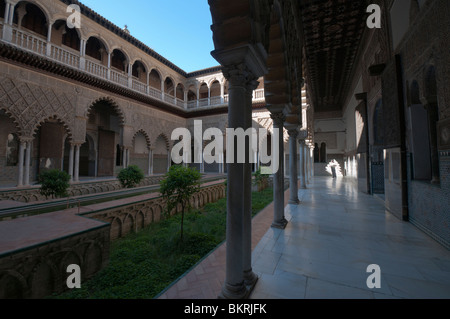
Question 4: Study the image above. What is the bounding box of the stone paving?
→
[159,177,450,299]
[250,177,450,299]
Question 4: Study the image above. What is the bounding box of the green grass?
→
[53,187,273,299]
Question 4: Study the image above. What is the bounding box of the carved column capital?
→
[222,64,251,87]
[270,112,286,127]
[19,136,33,144]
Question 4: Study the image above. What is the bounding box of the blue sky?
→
[79,0,219,73]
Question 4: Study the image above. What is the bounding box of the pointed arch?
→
[85,97,126,126]
[32,115,72,139]
[153,133,170,151]
[0,107,22,136]
[133,129,151,150]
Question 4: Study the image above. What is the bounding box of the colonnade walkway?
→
[158,177,450,299]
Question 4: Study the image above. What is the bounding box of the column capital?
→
[222,64,253,88]
[19,136,33,144]
[288,129,299,139]
[270,112,286,127]
[71,141,84,147]
[246,77,259,92]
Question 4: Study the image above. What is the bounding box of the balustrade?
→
[2,26,265,110]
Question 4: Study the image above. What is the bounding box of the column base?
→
[243,269,258,287]
[219,275,259,300]
[218,282,247,300]
[271,218,288,229]
[289,199,300,205]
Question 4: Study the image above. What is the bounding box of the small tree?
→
[253,168,269,191]
[117,165,145,189]
[38,169,71,199]
[160,165,201,241]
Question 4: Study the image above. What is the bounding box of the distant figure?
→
[330,159,338,179]
[331,165,337,179]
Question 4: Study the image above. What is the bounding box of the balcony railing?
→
[1,24,265,110]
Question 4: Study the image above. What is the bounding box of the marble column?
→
[220,67,250,299]
[122,147,126,169]
[68,143,75,182]
[299,140,307,189]
[74,144,80,182]
[24,140,31,186]
[17,141,25,187]
[305,144,309,184]
[243,78,258,287]
[271,113,288,229]
[288,129,299,205]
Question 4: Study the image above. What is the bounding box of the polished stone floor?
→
[250,177,450,299]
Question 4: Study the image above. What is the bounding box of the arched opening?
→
[111,49,128,73]
[187,85,197,109]
[199,83,208,99]
[210,80,221,104]
[34,118,69,177]
[153,135,169,174]
[51,20,80,51]
[85,36,108,64]
[199,83,209,107]
[130,131,150,174]
[320,142,327,163]
[0,0,6,20]
[14,2,48,38]
[132,60,147,83]
[63,135,96,178]
[164,78,175,97]
[314,143,320,163]
[87,99,123,177]
[149,69,162,91]
[176,83,185,101]
[187,86,197,100]
[0,110,20,184]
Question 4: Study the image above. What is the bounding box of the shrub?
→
[117,165,145,189]
[253,168,269,191]
[160,165,201,241]
[37,169,71,199]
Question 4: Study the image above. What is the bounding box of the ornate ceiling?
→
[300,0,368,114]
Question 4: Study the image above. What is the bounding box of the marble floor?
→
[250,177,450,299]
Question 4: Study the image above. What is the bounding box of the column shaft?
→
[243,79,258,287]
[271,113,287,229]
[17,141,25,187]
[74,144,80,182]
[24,141,31,186]
[288,131,299,204]
[68,144,75,182]
[221,69,248,299]
[300,141,307,189]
